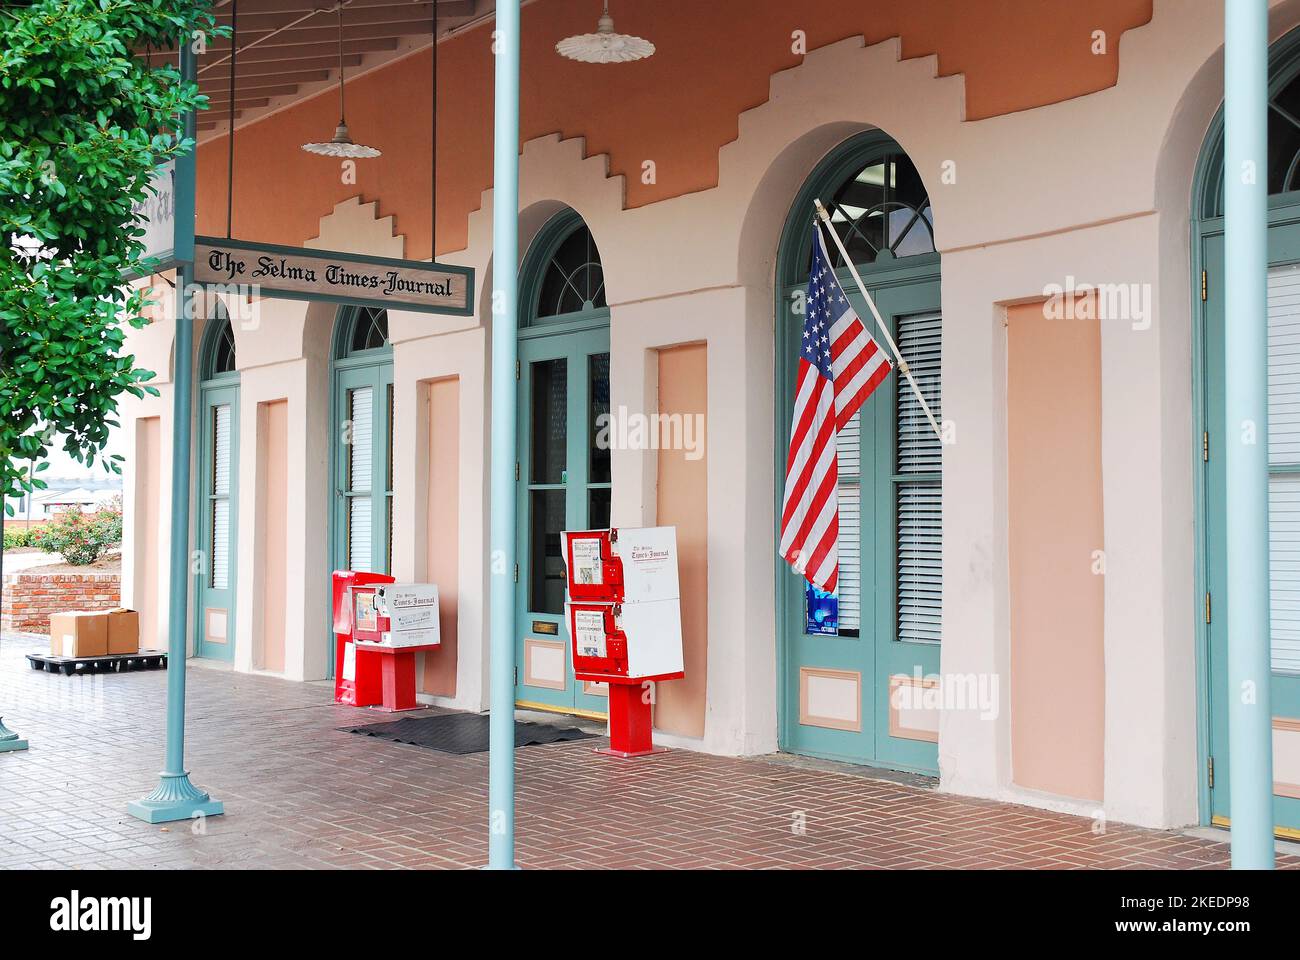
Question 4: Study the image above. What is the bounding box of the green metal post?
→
[487,0,520,869]
[128,38,223,825]
[1224,0,1276,868]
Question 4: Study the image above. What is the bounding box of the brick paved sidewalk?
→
[0,633,1292,869]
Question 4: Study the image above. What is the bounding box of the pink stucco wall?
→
[420,377,459,697]
[258,399,289,674]
[653,343,708,738]
[1006,301,1106,802]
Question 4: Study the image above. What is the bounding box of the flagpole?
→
[814,198,943,440]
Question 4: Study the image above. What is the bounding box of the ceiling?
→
[175,0,497,136]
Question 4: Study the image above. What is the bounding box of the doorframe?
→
[1189,25,1300,828]
[772,131,942,770]
[512,208,612,718]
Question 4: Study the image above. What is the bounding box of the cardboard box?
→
[106,609,140,655]
[48,612,109,659]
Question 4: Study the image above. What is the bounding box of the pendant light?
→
[556,0,655,63]
[302,3,381,158]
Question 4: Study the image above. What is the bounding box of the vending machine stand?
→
[597,680,670,758]
[352,640,441,712]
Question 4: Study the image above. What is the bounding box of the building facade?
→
[119,0,1300,835]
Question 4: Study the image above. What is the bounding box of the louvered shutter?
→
[896,311,942,644]
[210,404,231,590]
[1267,267,1300,672]
[349,386,374,572]
[836,413,861,631]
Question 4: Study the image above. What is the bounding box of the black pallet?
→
[26,650,168,676]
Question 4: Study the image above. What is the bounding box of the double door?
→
[1203,227,1300,836]
[779,273,943,774]
[514,327,611,715]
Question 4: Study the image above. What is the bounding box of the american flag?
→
[779,224,893,592]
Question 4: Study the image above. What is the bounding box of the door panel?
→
[197,384,238,661]
[1204,226,1300,834]
[779,274,942,773]
[515,328,611,716]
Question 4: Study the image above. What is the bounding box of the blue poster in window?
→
[805,583,839,636]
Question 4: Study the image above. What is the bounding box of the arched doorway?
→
[514,209,612,718]
[195,307,239,662]
[1194,27,1300,837]
[775,132,943,773]
[330,306,394,583]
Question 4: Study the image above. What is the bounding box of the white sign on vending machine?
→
[373,583,441,648]
[612,526,680,601]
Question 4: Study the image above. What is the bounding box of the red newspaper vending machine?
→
[332,570,394,707]
[563,527,684,757]
[350,583,442,712]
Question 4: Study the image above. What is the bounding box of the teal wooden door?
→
[778,272,943,774]
[515,326,611,716]
[196,382,239,661]
[1203,225,1300,835]
[332,362,394,577]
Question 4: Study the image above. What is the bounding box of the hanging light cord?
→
[337,3,346,125]
[436,6,441,251]
[225,0,237,238]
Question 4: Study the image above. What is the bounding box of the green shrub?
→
[32,502,122,566]
[3,527,32,549]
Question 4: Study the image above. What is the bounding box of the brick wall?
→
[1,573,121,634]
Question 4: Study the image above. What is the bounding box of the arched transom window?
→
[820,150,935,268]
[346,306,389,354]
[1200,50,1300,217]
[535,220,606,319]
[201,309,236,380]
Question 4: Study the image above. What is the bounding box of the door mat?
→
[341,712,597,755]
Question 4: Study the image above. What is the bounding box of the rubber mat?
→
[341,712,596,755]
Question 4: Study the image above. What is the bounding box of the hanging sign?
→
[135,161,177,262]
[192,236,474,316]
[124,160,194,278]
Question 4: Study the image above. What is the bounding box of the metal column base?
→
[127,772,224,824]
[0,717,28,753]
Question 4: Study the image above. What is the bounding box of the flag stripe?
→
[836,355,892,431]
[781,381,836,538]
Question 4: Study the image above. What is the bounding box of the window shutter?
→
[897,311,942,474]
[896,311,942,644]
[348,387,374,572]
[210,404,231,590]
[1268,267,1300,671]
[897,483,942,643]
[837,413,861,631]
[212,404,231,495]
[1269,476,1300,673]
